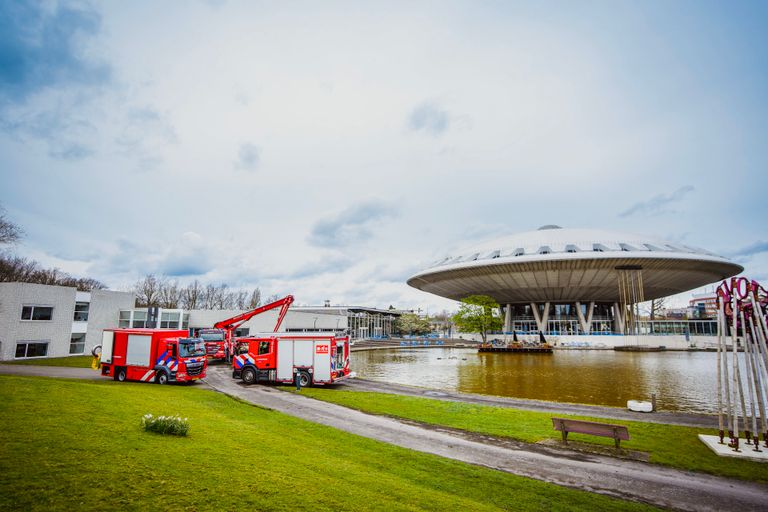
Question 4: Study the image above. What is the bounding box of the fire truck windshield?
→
[199,332,225,341]
[179,339,206,358]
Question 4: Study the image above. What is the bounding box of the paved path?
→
[0,364,100,379]
[204,367,767,512]
[341,378,718,428]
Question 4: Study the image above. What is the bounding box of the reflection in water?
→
[352,348,727,413]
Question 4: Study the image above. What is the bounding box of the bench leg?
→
[615,437,620,449]
[562,430,568,445]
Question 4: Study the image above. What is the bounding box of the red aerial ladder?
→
[211,295,295,361]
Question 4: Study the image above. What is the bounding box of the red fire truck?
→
[209,295,295,362]
[232,333,352,386]
[99,329,207,384]
[197,328,228,360]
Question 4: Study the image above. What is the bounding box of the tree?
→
[158,279,181,309]
[394,313,431,336]
[134,274,161,307]
[0,206,22,245]
[452,295,502,343]
[248,287,262,308]
[649,297,667,320]
[264,294,280,304]
[181,280,202,309]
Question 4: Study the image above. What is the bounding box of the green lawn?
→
[0,376,657,512]
[295,388,768,483]
[4,355,94,367]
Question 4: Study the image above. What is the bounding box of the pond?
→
[352,348,729,413]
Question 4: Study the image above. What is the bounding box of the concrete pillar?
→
[531,302,551,333]
[613,302,625,334]
[576,302,588,333]
[504,303,512,333]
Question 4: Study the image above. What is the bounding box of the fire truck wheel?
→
[155,371,169,385]
[298,371,312,387]
[241,367,257,385]
[115,368,127,382]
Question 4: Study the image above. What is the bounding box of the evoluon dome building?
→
[407,226,743,336]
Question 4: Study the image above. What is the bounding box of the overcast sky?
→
[1,0,767,312]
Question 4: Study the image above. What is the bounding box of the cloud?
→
[731,241,768,258]
[0,1,110,104]
[280,254,354,279]
[235,143,259,170]
[619,186,695,218]
[408,102,450,136]
[114,106,177,169]
[308,200,398,247]
[91,232,215,278]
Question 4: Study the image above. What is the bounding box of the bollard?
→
[651,393,657,412]
[295,372,301,391]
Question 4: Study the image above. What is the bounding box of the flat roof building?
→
[0,282,136,361]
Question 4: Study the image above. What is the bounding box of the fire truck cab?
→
[232,333,351,386]
[100,328,207,384]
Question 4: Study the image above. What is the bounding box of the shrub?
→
[141,414,190,436]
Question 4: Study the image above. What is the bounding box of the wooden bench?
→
[551,417,630,449]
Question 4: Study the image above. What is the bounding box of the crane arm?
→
[214,295,295,334]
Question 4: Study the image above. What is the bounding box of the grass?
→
[295,388,768,483]
[4,355,94,367]
[0,376,658,512]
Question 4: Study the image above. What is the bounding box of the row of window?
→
[118,310,190,329]
[19,303,91,322]
[13,334,87,359]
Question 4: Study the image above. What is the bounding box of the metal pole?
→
[731,289,741,450]
[720,302,733,441]
[740,310,755,444]
[716,300,724,443]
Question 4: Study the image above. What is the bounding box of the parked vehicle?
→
[99,328,207,384]
[232,333,352,386]
[210,295,295,362]
[196,328,228,360]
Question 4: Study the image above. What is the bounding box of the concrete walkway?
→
[0,364,101,379]
[203,367,767,512]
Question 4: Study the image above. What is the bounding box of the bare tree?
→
[0,254,106,291]
[134,274,161,307]
[0,206,22,245]
[158,279,181,309]
[181,280,202,309]
[248,287,261,309]
[650,297,667,320]
[233,289,248,309]
[264,294,280,304]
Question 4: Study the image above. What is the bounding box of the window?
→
[119,311,131,328]
[182,313,190,329]
[21,306,53,321]
[132,311,147,328]
[70,334,86,354]
[15,342,49,358]
[538,246,552,255]
[513,248,525,256]
[258,341,271,355]
[160,311,180,328]
[74,302,90,322]
[565,245,579,253]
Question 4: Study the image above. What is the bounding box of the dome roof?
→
[407,226,743,303]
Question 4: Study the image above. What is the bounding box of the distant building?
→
[688,293,717,319]
[0,282,135,361]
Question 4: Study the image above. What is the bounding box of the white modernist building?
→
[408,226,743,343]
[0,282,136,361]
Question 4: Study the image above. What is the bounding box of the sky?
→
[1,0,767,312]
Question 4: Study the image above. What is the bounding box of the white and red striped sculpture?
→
[715,278,768,452]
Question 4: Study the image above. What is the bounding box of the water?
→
[352,348,733,413]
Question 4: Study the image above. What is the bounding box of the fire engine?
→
[232,333,352,386]
[197,328,228,360]
[210,295,295,361]
[99,328,207,384]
